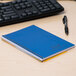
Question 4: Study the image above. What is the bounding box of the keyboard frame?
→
[0,0,64,26]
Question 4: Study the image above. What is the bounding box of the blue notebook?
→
[2,25,75,61]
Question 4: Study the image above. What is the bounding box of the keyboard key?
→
[54,4,61,9]
[32,10,38,14]
[50,0,57,4]
[3,11,14,14]
[48,5,53,8]
[0,18,3,22]
[51,7,56,10]
[44,0,49,3]
[44,6,48,9]
[38,7,43,10]
[22,0,27,2]
[26,4,32,8]
[16,6,21,10]
[5,8,13,11]
[12,1,17,4]
[7,13,17,16]
[16,0,22,3]
[21,5,26,9]
[20,3,24,6]
[3,3,9,6]
[41,8,50,12]
[4,16,10,20]
[0,3,3,7]
[26,11,32,16]
[1,6,11,10]
[14,4,19,7]
[0,13,2,15]
[21,13,27,17]
[11,15,19,19]
[24,2,29,5]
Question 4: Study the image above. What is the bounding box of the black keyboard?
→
[0,0,64,26]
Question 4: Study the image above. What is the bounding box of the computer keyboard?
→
[0,0,64,26]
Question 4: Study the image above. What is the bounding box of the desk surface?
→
[0,1,76,76]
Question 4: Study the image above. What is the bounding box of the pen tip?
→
[65,31,69,35]
[66,32,69,35]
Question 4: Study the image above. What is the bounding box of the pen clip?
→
[63,17,65,24]
[63,15,67,24]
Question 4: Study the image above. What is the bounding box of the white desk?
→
[0,1,76,76]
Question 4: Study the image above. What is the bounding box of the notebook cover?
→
[2,25,75,61]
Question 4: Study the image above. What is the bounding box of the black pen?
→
[63,15,69,35]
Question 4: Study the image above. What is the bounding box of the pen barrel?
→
[65,26,69,35]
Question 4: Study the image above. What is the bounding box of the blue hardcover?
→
[2,25,75,61]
